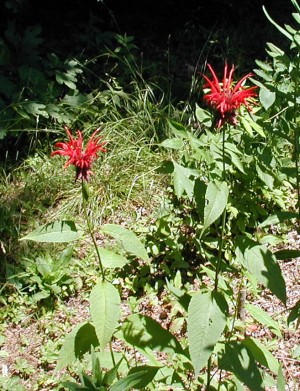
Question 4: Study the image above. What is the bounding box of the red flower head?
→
[51,126,107,181]
[202,64,258,128]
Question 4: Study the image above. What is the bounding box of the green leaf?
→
[235,237,286,304]
[100,224,149,263]
[201,181,229,236]
[274,249,300,260]
[265,42,285,57]
[255,60,273,72]
[243,337,280,374]
[219,340,264,391]
[256,163,274,189]
[259,88,276,110]
[187,290,228,376]
[90,281,120,351]
[172,162,196,200]
[56,322,99,371]
[20,220,83,243]
[263,6,293,41]
[195,104,212,127]
[98,248,130,269]
[259,211,299,228]
[277,364,286,391]
[122,314,185,357]
[245,303,282,338]
[110,366,160,391]
[287,299,300,326]
[168,120,189,138]
[160,138,184,149]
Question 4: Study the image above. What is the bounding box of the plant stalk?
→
[82,180,106,281]
[214,125,227,291]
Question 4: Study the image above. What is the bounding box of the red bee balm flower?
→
[202,64,258,128]
[51,126,107,181]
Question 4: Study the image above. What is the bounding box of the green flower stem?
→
[294,54,300,219]
[294,117,300,217]
[82,180,105,281]
[214,125,227,291]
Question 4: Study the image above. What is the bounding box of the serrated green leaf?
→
[235,237,286,304]
[219,340,264,391]
[20,220,83,243]
[90,281,120,351]
[56,322,99,371]
[201,181,229,236]
[243,337,280,374]
[100,224,149,263]
[98,248,130,269]
[172,162,196,200]
[187,290,228,376]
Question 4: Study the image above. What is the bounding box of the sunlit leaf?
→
[187,290,228,376]
[100,224,149,263]
[201,181,229,236]
[20,220,83,243]
[90,281,120,351]
[235,237,286,304]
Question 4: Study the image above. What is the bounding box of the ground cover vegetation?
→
[0,0,300,390]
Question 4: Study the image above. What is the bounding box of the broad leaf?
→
[100,224,149,263]
[122,314,185,357]
[168,120,189,138]
[259,88,276,110]
[201,181,229,236]
[172,162,197,200]
[235,237,286,304]
[243,337,280,374]
[56,322,99,371]
[245,304,282,337]
[20,220,82,242]
[160,138,184,149]
[98,248,130,269]
[187,290,228,376]
[256,163,274,189]
[195,104,212,127]
[259,211,299,228]
[110,366,160,391]
[219,340,264,391]
[90,281,120,351]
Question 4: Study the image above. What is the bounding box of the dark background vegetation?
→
[0,0,295,158]
[1,0,294,69]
